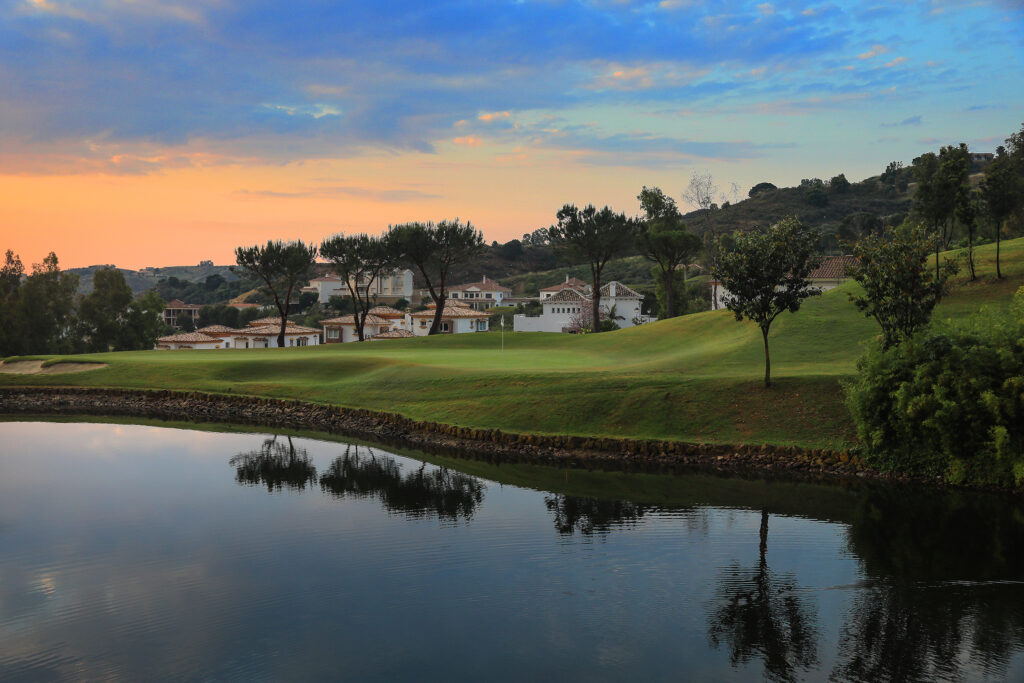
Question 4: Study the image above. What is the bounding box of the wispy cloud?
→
[882,115,923,128]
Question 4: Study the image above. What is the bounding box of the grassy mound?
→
[4,239,1022,450]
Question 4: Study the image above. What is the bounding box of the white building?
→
[304,269,415,304]
[155,320,321,350]
[709,255,857,310]
[447,276,512,310]
[322,306,408,343]
[539,276,588,300]
[514,280,645,333]
[409,301,489,335]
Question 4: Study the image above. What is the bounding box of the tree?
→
[234,240,317,348]
[78,268,133,352]
[830,173,851,194]
[635,186,701,318]
[838,212,883,244]
[913,144,969,279]
[980,126,1024,279]
[712,218,822,387]
[0,250,24,356]
[320,232,396,341]
[121,290,166,350]
[389,220,484,335]
[956,188,981,281]
[14,253,79,355]
[846,222,956,349]
[748,182,777,198]
[683,170,718,229]
[548,204,637,333]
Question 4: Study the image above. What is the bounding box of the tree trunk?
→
[591,275,602,333]
[278,310,287,349]
[429,294,446,335]
[968,229,976,281]
[664,267,675,318]
[762,325,771,388]
[997,222,1003,279]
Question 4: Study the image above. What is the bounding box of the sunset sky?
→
[1,0,1022,269]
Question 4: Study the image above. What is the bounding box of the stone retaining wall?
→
[0,386,880,481]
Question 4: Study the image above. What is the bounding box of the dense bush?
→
[845,291,1024,486]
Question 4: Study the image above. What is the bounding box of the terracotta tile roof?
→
[240,324,321,336]
[409,303,489,318]
[309,275,343,282]
[368,306,406,318]
[157,332,221,344]
[810,255,858,280]
[545,288,589,303]
[247,317,288,327]
[541,277,588,292]
[321,315,392,326]
[165,299,201,310]
[371,329,415,339]
[599,281,642,299]
[448,277,512,293]
[197,325,235,335]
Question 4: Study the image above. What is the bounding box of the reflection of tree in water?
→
[319,446,485,521]
[830,487,1024,682]
[229,436,317,492]
[708,510,819,682]
[544,494,647,535]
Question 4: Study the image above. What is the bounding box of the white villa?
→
[447,276,512,311]
[304,269,415,304]
[155,318,321,350]
[321,302,489,341]
[322,306,407,343]
[514,280,646,333]
[539,276,588,300]
[709,254,858,310]
[409,301,490,335]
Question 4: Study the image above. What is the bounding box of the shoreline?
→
[0,385,965,490]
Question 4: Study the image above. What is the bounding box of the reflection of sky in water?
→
[0,421,1022,681]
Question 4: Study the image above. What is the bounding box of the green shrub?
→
[845,294,1024,486]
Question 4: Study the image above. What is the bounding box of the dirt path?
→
[0,360,107,375]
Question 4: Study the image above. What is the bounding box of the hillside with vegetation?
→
[5,238,1021,452]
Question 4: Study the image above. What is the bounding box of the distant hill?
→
[69,264,240,296]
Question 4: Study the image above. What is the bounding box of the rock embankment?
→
[0,386,880,482]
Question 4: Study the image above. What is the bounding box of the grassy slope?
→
[5,239,1022,450]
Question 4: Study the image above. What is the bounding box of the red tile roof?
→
[545,288,588,304]
[157,332,221,344]
[599,281,642,298]
[321,315,392,326]
[448,277,512,293]
[809,255,858,280]
[371,329,415,339]
[541,277,588,292]
[368,306,406,318]
[409,303,489,318]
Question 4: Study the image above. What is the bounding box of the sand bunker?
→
[0,360,107,375]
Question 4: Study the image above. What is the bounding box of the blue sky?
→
[1,0,1022,266]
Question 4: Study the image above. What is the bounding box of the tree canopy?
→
[712,218,822,387]
[635,186,701,318]
[234,240,318,347]
[549,204,637,333]
[320,232,396,341]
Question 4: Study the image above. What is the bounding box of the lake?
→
[1,420,1022,681]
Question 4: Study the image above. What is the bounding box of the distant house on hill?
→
[709,254,858,310]
[303,269,415,304]
[447,276,511,310]
[514,280,646,333]
[162,299,202,329]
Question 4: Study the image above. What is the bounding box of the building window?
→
[327,328,339,339]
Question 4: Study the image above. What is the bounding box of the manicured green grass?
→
[5,238,1022,450]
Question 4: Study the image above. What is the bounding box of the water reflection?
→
[829,488,1024,682]
[708,511,819,682]
[229,435,318,491]
[544,494,648,536]
[318,445,485,521]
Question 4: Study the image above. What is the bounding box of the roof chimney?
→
[565,274,569,283]
[610,282,617,297]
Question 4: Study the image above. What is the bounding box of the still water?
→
[1,421,1023,682]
